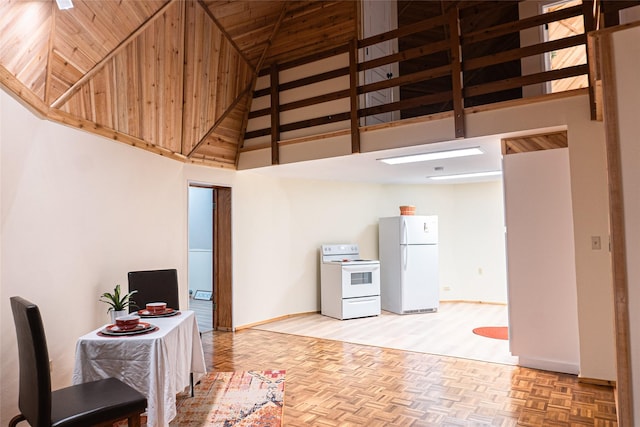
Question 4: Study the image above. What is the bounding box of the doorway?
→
[188,184,233,332]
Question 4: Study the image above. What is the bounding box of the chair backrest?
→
[127,269,180,312]
[10,296,52,427]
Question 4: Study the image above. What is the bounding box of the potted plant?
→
[100,284,138,323]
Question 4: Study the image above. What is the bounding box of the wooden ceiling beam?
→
[198,0,254,70]
[44,2,56,105]
[50,0,176,109]
[254,3,289,74]
[0,65,49,118]
[235,2,288,167]
[187,84,252,159]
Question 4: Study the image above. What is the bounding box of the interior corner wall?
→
[611,23,640,421]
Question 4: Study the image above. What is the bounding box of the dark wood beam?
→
[349,38,360,153]
[270,64,280,164]
[448,9,465,138]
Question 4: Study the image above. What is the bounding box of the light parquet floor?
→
[253,301,517,366]
[202,329,617,426]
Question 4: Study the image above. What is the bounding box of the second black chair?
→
[127,269,180,313]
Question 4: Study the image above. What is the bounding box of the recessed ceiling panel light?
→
[55,0,74,10]
[378,147,483,165]
[429,171,502,181]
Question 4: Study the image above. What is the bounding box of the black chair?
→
[127,269,198,397]
[9,296,147,427]
[127,269,180,313]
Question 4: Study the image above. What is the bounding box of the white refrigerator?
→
[378,215,439,314]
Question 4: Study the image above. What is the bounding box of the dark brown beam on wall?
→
[349,38,360,153]
[461,5,582,46]
[256,44,351,77]
[252,67,349,102]
[465,64,588,98]
[270,63,280,165]
[448,9,464,138]
[599,31,634,427]
[583,0,598,120]
[463,35,586,72]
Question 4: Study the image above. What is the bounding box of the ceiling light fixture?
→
[429,171,502,181]
[55,0,74,10]
[378,147,483,165]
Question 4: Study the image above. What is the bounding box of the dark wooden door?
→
[213,186,232,330]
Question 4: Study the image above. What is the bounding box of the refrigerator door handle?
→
[402,218,408,245]
[402,218,408,270]
[403,244,408,270]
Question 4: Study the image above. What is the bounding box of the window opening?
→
[542,0,587,92]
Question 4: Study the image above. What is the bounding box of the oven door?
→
[341,263,380,298]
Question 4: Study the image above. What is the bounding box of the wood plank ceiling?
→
[0,0,357,168]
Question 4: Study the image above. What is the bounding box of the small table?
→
[73,310,206,427]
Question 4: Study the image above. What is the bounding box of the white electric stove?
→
[320,244,381,320]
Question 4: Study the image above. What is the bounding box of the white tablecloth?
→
[72,310,206,427]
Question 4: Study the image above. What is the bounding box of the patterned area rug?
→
[170,370,285,426]
[114,370,285,427]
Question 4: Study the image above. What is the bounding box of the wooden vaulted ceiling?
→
[0,0,357,168]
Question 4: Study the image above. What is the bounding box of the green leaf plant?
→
[99,284,138,312]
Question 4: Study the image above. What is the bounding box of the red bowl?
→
[146,302,167,313]
[115,315,140,331]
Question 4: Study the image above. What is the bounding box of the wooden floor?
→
[202,328,618,426]
[253,302,518,366]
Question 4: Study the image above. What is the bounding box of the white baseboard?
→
[518,356,579,375]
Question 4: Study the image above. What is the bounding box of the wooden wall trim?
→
[599,31,634,427]
[0,65,49,118]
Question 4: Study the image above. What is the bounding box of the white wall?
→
[229,174,509,326]
[504,148,580,374]
[611,23,640,421]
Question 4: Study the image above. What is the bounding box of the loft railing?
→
[243,1,607,163]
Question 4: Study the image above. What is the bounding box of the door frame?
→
[188,182,233,331]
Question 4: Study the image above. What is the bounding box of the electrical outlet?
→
[478,267,483,275]
[591,236,602,250]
